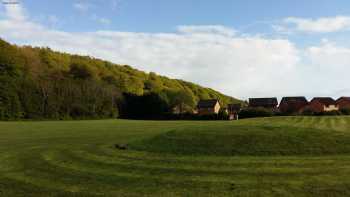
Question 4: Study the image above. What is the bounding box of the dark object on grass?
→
[230,183,236,191]
[115,144,128,150]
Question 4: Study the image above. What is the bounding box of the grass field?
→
[1,116,350,196]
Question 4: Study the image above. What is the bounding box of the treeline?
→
[0,38,239,120]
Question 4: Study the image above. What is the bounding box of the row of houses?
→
[196,97,350,118]
[249,97,350,113]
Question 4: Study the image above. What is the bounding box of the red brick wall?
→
[308,101,324,113]
[337,100,350,109]
[279,102,308,113]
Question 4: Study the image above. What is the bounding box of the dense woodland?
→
[0,38,239,120]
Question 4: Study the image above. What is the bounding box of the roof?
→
[249,98,278,107]
[197,99,219,108]
[280,97,308,104]
[311,97,336,106]
[337,97,350,102]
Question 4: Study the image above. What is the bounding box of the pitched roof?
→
[311,97,336,106]
[249,98,278,107]
[197,99,219,108]
[280,97,308,104]
[337,97,350,102]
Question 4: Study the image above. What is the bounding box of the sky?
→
[1,0,350,100]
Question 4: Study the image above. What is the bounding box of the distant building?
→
[248,98,278,109]
[336,97,350,110]
[308,97,339,113]
[227,103,242,120]
[197,99,221,115]
[279,97,308,114]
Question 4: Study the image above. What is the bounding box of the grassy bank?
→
[1,116,350,196]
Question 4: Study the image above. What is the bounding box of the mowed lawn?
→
[1,117,350,196]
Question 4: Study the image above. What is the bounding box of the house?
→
[336,97,350,110]
[308,97,339,113]
[227,103,242,120]
[197,99,221,115]
[279,97,308,114]
[248,98,278,109]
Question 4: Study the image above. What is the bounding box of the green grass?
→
[131,124,350,156]
[1,116,350,196]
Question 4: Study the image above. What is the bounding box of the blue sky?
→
[18,0,350,32]
[1,0,350,99]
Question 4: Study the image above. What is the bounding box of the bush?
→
[239,107,274,119]
[340,108,350,115]
[218,109,229,120]
[119,93,170,120]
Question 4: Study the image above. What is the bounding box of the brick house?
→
[248,98,278,109]
[336,97,350,110]
[308,97,339,113]
[279,97,308,114]
[197,99,221,115]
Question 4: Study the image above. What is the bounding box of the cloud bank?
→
[0,4,349,99]
[277,16,350,33]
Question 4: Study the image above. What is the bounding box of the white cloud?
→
[0,4,350,99]
[73,2,91,12]
[177,25,237,37]
[307,40,350,64]
[73,2,112,25]
[276,16,350,33]
[3,2,26,21]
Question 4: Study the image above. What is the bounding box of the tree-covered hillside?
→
[0,38,240,120]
